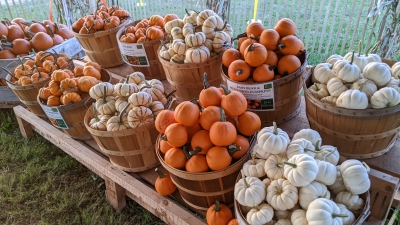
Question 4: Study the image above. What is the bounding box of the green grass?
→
[0,109,165,225]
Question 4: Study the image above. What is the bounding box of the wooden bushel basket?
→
[233,173,371,225]
[221,52,308,127]
[37,69,111,140]
[116,20,167,80]
[156,134,255,211]
[303,59,400,159]
[83,105,160,172]
[4,53,75,118]
[158,51,224,102]
[72,20,130,68]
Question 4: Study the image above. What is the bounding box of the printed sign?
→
[118,42,150,67]
[40,105,69,129]
[226,80,275,110]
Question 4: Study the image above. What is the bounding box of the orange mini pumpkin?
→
[199,73,222,108]
[206,201,233,225]
[148,15,164,28]
[155,102,177,133]
[230,135,250,160]
[83,65,101,80]
[244,43,268,67]
[278,35,302,55]
[222,48,241,68]
[84,61,101,71]
[199,106,221,131]
[239,38,258,55]
[277,55,301,75]
[246,21,264,38]
[209,108,236,146]
[174,100,200,127]
[163,14,179,24]
[274,18,297,38]
[191,130,214,155]
[164,147,187,169]
[259,29,280,50]
[161,123,188,147]
[47,95,60,106]
[51,69,69,82]
[220,84,247,117]
[185,150,209,173]
[78,76,97,92]
[38,87,52,99]
[48,80,63,96]
[228,59,251,82]
[146,26,164,40]
[237,111,261,136]
[264,50,278,66]
[206,146,232,171]
[159,140,172,155]
[253,64,275,82]
[154,168,176,196]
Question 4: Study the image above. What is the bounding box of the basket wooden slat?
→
[37,69,111,140]
[303,61,400,159]
[159,53,223,102]
[84,105,160,172]
[117,21,167,80]
[156,134,255,211]
[221,52,308,127]
[73,20,130,68]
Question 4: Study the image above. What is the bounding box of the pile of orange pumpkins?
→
[0,18,73,59]
[72,4,130,34]
[38,60,103,106]
[119,14,180,43]
[155,73,262,173]
[222,18,305,83]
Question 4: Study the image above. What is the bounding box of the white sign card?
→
[40,105,69,129]
[118,42,150,67]
[226,80,275,110]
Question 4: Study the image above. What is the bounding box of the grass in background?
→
[0,109,165,225]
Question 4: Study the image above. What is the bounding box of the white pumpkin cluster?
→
[88,72,168,131]
[311,50,400,109]
[234,123,371,225]
[159,9,233,64]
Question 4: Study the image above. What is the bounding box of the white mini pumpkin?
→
[242,154,266,178]
[128,72,145,84]
[204,38,213,52]
[275,205,301,220]
[284,154,318,187]
[234,172,266,207]
[185,31,206,47]
[275,219,292,225]
[171,39,189,55]
[327,77,349,97]
[286,138,317,159]
[337,203,356,225]
[246,203,274,225]
[292,128,321,148]
[391,61,400,79]
[114,77,139,97]
[183,9,198,24]
[371,87,400,109]
[314,146,339,166]
[266,178,298,211]
[128,92,152,107]
[320,96,338,106]
[254,144,271,159]
[212,31,231,53]
[96,95,116,115]
[128,106,154,129]
[335,191,364,211]
[89,82,114,99]
[385,77,400,92]
[263,177,272,188]
[164,19,184,34]
[350,78,377,99]
[306,198,346,225]
[312,63,335,84]
[291,209,309,225]
[224,24,233,38]
[336,89,368,109]
[115,97,132,112]
[202,15,224,39]
[264,154,287,180]
[333,52,361,82]
[315,159,337,185]
[326,54,343,65]
[343,48,369,72]
[308,83,329,100]
[257,122,290,155]
[328,166,347,195]
[196,9,215,26]
[171,27,185,40]
[363,62,392,87]
[340,159,371,194]
[299,181,331,209]
[185,45,210,63]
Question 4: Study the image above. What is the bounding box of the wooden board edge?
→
[12,105,206,225]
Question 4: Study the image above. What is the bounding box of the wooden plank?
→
[12,105,205,225]
[105,176,127,210]
[15,115,34,138]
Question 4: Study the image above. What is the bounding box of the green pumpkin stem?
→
[185,8,190,16]
[350,51,355,65]
[17,56,26,71]
[247,43,255,52]
[332,213,349,218]
[220,84,231,95]
[254,204,260,211]
[315,140,322,151]
[203,72,210,89]
[1,67,18,81]
[119,102,130,125]
[214,201,221,212]
[189,147,202,156]
[155,168,165,178]
[365,44,374,56]
[278,44,285,49]
[160,135,167,141]
[362,162,371,173]
[251,154,256,164]
[322,148,337,161]
[228,144,242,156]
[304,148,324,154]
[93,103,99,121]
[272,121,278,135]
[240,170,249,188]
[314,83,320,91]
[357,40,362,56]
[219,107,227,122]
[283,161,297,168]
[166,98,176,110]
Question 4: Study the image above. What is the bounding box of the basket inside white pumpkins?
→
[158,9,233,64]
[234,123,370,225]
[309,41,400,110]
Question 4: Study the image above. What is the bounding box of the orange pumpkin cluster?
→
[72,5,130,34]
[38,61,102,107]
[222,18,305,83]
[156,74,262,173]
[0,18,73,59]
[119,14,179,43]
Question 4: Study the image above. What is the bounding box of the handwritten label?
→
[226,80,275,110]
[40,105,69,129]
[118,42,150,67]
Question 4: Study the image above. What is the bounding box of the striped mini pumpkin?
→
[89,82,114,99]
[128,106,154,128]
[128,91,152,107]
[185,45,210,63]
[202,15,224,39]
[151,101,165,116]
[196,9,215,26]
[172,39,188,55]
[212,31,231,53]
[185,31,206,47]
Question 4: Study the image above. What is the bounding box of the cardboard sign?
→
[118,42,150,67]
[40,105,69,129]
[226,80,275,110]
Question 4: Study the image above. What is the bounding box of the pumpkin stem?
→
[165,90,177,99]
[119,102,130,125]
[220,84,231,95]
[251,154,256,164]
[365,44,373,56]
[166,98,176,110]
[247,43,256,52]
[253,204,260,211]
[215,21,227,32]
[192,9,200,14]
[357,40,362,56]
[350,51,355,65]
[268,65,277,70]
[283,161,297,168]
[93,102,99,121]
[25,30,36,39]
[203,72,211,89]
[155,168,165,179]
[228,144,242,156]
[182,144,191,160]
[304,148,324,154]
[17,56,26,71]
[322,148,337,161]
[40,52,55,63]
[362,162,371,173]
[102,85,108,103]
[272,121,278,135]
[189,147,202,156]
[125,76,130,84]
[332,213,349,218]
[278,44,286,50]
[233,32,247,41]
[214,201,221,212]
[45,25,55,38]
[314,83,319,91]
[160,135,168,141]
[185,8,190,16]
[139,85,152,91]
[283,71,289,76]
[219,107,227,122]
[236,69,243,76]
[241,170,250,188]
[315,140,322,151]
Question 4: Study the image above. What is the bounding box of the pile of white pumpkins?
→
[234,122,370,225]
[88,72,169,131]
[159,9,233,64]
[310,42,400,109]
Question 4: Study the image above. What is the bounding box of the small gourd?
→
[257,122,290,155]
[312,63,335,84]
[299,181,331,209]
[336,89,368,109]
[350,78,377,99]
[291,209,308,225]
[320,96,338,106]
[340,159,371,194]
[246,203,274,225]
[292,128,321,148]
[326,54,343,65]
[315,159,337,185]
[234,171,266,207]
[264,154,287,180]
[286,138,317,159]
[337,204,356,225]
[333,51,361,82]
[335,191,364,211]
[371,87,400,109]
[308,83,329,100]
[306,198,348,225]
[327,77,349,97]
[242,154,266,178]
[266,178,299,211]
[363,62,392,87]
[283,154,318,187]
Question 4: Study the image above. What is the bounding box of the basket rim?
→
[156,134,256,179]
[303,66,400,116]
[72,19,131,37]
